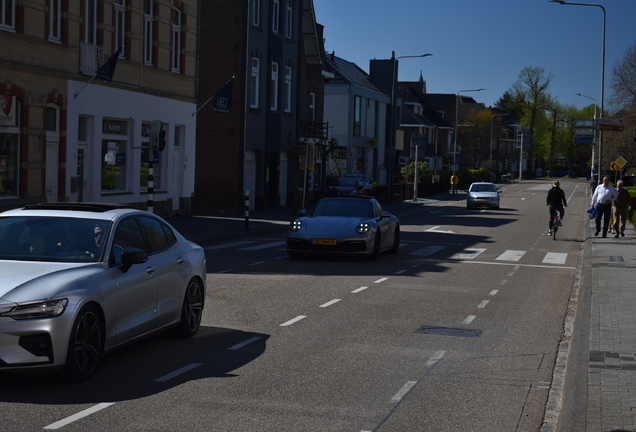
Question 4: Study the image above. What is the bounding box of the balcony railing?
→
[79,42,104,75]
[300,121,329,139]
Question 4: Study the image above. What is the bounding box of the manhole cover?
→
[417,326,482,337]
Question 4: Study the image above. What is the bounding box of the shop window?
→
[101,119,128,191]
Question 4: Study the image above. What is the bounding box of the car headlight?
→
[356,223,370,234]
[291,220,302,232]
[1,299,68,320]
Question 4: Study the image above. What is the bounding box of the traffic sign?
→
[574,128,594,135]
[574,136,594,144]
[615,156,628,168]
[574,119,594,127]
[595,124,624,132]
[595,117,624,125]
[610,161,620,171]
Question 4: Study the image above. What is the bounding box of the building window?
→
[250,58,260,108]
[114,0,125,57]
[354,96,361,136]
[83,0,96,44]
[174,125,182,148]
[272,0,279,34]
[140,122,162,191]
[48,0,61,42]
[1,0,15,31]
[284,66,292,113]
[101,119,128,191]
[270,62,279,111]
[309,92,316,121]
[285,0,292,39]
[252,0,260,27]
[143,1,153,65]
[46,105,59,133]
[0,96,19,196]
[171,8,181,72]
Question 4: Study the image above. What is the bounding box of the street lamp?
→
[490,113,506,170]
[453,89,485,172]
[549,0,606,177]
[387,52,432,204]
[575,92,598,179]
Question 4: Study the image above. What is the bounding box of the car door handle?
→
[176,258,184,265]
[145,266,156,275]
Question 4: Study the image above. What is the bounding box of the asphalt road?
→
[0,178,587,431]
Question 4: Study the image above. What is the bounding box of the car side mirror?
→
[380,211,392,219]
[120,247,148,272]
[298,209,308,216]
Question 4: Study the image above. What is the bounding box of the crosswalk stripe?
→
[451,248,486,260]
[496,250,526,261]
[542,252,568,265]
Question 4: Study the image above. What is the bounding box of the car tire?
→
[177,278,204,338]
[64,304,103,382]
[368,232,381,261]
[389,224,400,254]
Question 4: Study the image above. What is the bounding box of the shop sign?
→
[0,96,17,126]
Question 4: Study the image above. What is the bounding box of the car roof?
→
[0,202,146,222]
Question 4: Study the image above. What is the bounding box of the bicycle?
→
[550,212,561,240]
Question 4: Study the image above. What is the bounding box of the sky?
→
[313,0,636,113]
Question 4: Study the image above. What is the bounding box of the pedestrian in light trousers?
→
[591,176,617,238]
[613,179,632,238]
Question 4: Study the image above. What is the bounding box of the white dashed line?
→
[44,403,116,430]
[489,290,499,296]
[228,336,262,351]
[320,299,341,308]
[374,278,388,283]
[249,261,265,266]
[217,269,235,273]
[154,363,202,383]
[425,350,446,366]
[391,381,418,401]
[394,269,407,275]
[463,315,476,325]
[351,286,368,293]
[478,300,490,308]
[280,315,307,327]
[500,280,508,285]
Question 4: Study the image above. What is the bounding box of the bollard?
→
[244,190,250,231]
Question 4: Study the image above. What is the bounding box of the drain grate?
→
[417,326,482,338]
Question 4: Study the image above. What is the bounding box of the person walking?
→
[546,180,567,236]
[613,179,632,238]
[591,176,617,238]
[450,173,459,195]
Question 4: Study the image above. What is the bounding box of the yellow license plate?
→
[313,238,337,245]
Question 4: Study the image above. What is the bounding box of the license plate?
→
[480,201,490,204]
[313,238,336,245]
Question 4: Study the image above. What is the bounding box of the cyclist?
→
[547,180,567,236]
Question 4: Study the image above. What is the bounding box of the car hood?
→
[0,260,101,303]
[301,216,367,235]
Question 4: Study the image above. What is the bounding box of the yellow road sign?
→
[610,161,620,171]
[615,156,628,168]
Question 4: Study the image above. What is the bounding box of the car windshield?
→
[310,199,375,218]
[470,184,496,193]
[0,216,111,263]
[335,178,359,188]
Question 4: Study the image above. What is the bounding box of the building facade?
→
[0,0,198,215]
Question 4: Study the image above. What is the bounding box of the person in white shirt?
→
[591,176,617,237]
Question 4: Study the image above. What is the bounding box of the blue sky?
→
[313,0,636,113]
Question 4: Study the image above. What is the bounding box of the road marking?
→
[280,315,307,326]
[217,269,235,273]
[44,403,116,430]
[320,299,341,308]
[374,278,388,283]
[542,252,568,265]
[478,300,490,308]
[249,261,266,266]
[351,286,368,293]
[239,241,287,251]
[394,269,407,275]
[154,363,202,383]
[425,226,455,234]
[391,381,418,401]
[451,248,486,260]
[204,240,256,251]
[489,290,499,296]
[496,250,526,261]
[425,258,575,270]
[410,245,446,257]
[228,336,262,351]
[500,280,508,285]
[463,315,476,325]
[425,350,446,366]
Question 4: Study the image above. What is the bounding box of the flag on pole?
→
[95,47,123,83]
[212,77,234,114]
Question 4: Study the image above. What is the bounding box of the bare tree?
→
[609,42,636,110]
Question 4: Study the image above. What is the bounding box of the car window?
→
[0,216,107,262]
[139,216,176,254]
[372,201,383,218]
[110,217,146,266]
[471,184,496,192]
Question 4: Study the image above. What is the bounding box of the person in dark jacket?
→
[547,180,567,235]
[613,179,632,238]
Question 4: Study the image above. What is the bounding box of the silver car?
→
[286,196,400,260]
[0,203,206,381]
[466,182,501,210]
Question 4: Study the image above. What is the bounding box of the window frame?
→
[0,0,15,31]
[48,0,61,42]
[250,58,260,109]
[284,66,292,113]
[272,0,280,34]
[171,7,182,73]
[285,0,293,39]
[83,0,96,44]
[270,62,279,111]
[144,0,154,65]
[114,0,126,58]
[251,0,260,27]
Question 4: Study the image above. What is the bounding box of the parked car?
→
[326,176,372,196]
[465,182,501,209]
[286,196,400,260]
[0,202,206,381]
